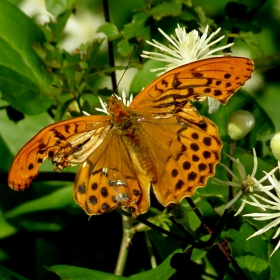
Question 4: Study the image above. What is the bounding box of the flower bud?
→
[227,110,255,140]
[270,132,280,161]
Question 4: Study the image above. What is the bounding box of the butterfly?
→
[8,56,254,217]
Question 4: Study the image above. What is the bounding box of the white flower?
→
[141,24,234,76]
[243,173,280,256]
[95,90,134,115]
[141,25,233,114]
[212,149,279,216]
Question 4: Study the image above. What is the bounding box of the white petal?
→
[225,190,243,209]
[247,217,280,239]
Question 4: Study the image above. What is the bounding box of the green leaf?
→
[97,22,120,41]
[147,2,182,17]
[0,0,52,114]
[224,223,268,261]
[235,255,269,280]
[146,228,183,261]
[45,0,76,16]
[268,242,280,279]
[129,250,177,279]
[47,265,127,279]
[5,186,73,218]
[122,13,149,40]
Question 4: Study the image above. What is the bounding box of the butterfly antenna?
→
[51,84,79,94]
[114,45,136,95]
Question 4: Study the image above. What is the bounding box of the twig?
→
[185,197,248,279]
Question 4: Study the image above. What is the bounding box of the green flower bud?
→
[227,110,255,140]
[270,132,280,161]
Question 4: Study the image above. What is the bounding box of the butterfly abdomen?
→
[126,129,157,184]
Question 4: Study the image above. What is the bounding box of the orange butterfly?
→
[8,57,254,217]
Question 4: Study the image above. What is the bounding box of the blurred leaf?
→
[0,135,14,172]
[5,186,73,218]
[0,110,53,156]
[130,60,164,93]
[49,10,72,41]
[191,248,207,261]
[239,31,263,55]
[122,13,149,40]
[48,265,127,279]
[19,219,64,232]
[147,2,182,17]
[194,5,214,26]
[45,0,76,16]
[117,39,134,56]
[97,22,120,41]
[0,248,9,262]
[80,38,105,69]
[0,264,28,280]
[237,0,263,8]
[0,210,17,239]
[0,1,52,114]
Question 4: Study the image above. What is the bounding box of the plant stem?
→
[228,139,236,200]
[114,214,133,276]
[145,233,157,268]
[102,0,117,92]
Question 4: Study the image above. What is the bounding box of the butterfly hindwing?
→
[74,131,151,216]
[135,112,221,206]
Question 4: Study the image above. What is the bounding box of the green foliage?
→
[0,0,280,279]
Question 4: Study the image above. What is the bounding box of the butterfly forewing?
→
[130,57,254,111]
[8,116,109,190]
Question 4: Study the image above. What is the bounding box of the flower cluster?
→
[212,149,278,215]
[141,24,233,76]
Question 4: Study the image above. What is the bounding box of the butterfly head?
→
[107,95,134,127]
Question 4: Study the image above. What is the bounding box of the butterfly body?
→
[8,57,254,217]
